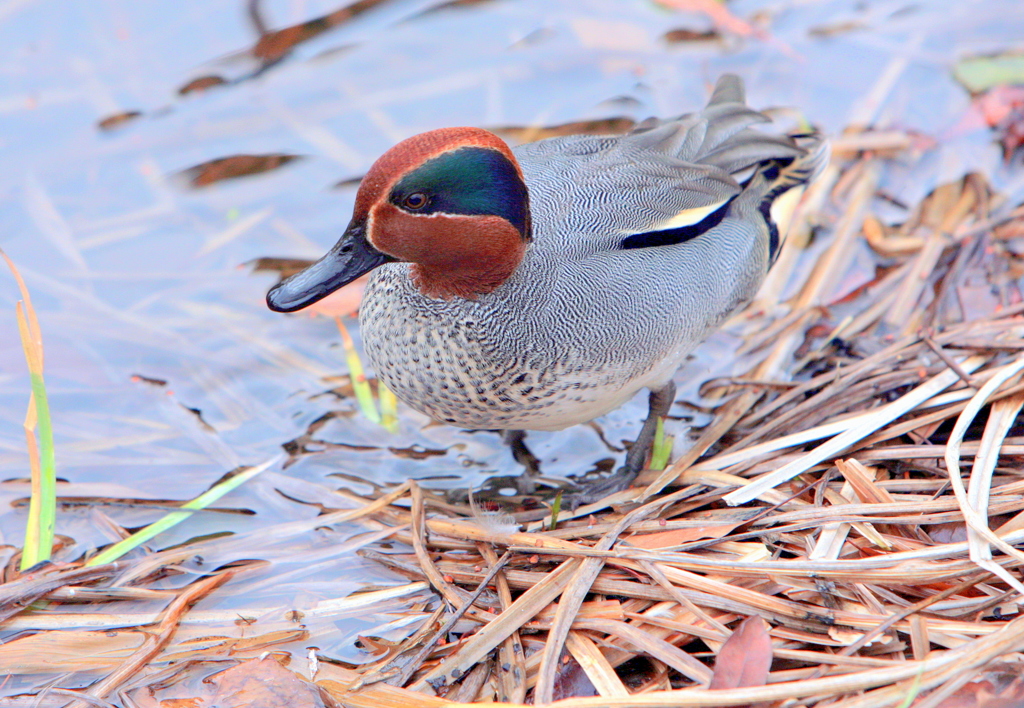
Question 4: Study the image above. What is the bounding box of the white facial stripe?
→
[365,203,379,249]
[652,199,730,231]
[769,185,805,238]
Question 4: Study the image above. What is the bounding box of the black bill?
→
[266,220,392,313]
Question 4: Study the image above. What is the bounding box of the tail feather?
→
[702,129,806,174]
[608,74,829,258]
[758,134,830,261]
[708,73,745,106]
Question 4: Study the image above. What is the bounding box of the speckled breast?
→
[357,266,638,431]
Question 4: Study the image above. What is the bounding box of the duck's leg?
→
[503,429,540,474]
[567,381,677,506]
[622,381,677,480]
[499,429,541,494]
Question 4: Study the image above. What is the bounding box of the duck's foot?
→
[446,429,560,506]
[562,381,677,509]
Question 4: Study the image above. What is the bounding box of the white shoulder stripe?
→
[647,198,731,232]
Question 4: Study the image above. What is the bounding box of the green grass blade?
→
[2,248,56,572]
[649,417,673,471]
[894,668,924,708]
[335,318,381,424]
[379,382,399,433]
[549,491,563,530]
[86,455,280,566]
[21,399,42,568]
[22,369,56,569]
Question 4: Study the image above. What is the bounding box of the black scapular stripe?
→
[620,198,731,250]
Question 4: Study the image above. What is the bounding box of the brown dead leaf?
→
[252,0,389,63]
[201,656,330,708]
[492,117,636,145]
[98,111,142,131]
[926,521,969,544]
[627,513,742,549]
[159,629,309,663]
[182,154,303,188]
[709,616,772,692]
[551,652,599,700]
[662,28,721,44]
[808,20,866,38]
[933,677,1024,707]
[179,75,229,95]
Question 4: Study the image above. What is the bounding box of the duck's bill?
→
[266,221,392,313]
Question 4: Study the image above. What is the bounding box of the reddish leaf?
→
[627,511,741,548]
[932,670,1024,708]
[204,656,330,707]
[626,521,741,549]
[710,616,772,691]
[551,652,598,700]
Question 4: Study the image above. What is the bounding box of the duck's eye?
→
[403,192,428,210]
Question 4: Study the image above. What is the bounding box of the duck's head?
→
[267,127,531,311]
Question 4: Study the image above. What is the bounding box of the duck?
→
[267,74,827,498]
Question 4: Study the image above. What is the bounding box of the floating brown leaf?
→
[663,28,721,43]
[492,117,636,144]
[182,154,302,187]
[251,0,388,63]
[178,75,229,95]
[97,111,142,131]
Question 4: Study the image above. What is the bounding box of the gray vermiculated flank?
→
[359,75,828,431]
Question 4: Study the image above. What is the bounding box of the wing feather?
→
[514,74,826,255]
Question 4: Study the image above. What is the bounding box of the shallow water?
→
[1,0,1023,677]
